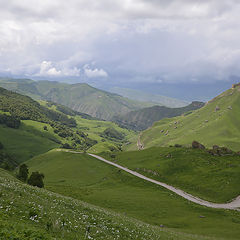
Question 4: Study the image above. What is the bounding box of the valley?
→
[2,2,240,239]
[0,80,240,239]
[128,85,240,151]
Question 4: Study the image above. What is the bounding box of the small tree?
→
[43,126,48,131]
[28,171,44,188]
[0,141,3,150]
[61,143,71,149]
[17,164,29,182]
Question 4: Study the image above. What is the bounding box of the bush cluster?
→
[17,164,44,188]
[101,127,124,140]
[0,114,20,128]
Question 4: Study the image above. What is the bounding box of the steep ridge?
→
[112,101,204,131]
[133,84,240,151]
[0,78,154,120]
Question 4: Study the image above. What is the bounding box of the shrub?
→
[0,114,21,128]
[174,144,182,148]
[61,143,72,149]
[17,164,29,182]
[28,171,44,188]
[102,128,124,140]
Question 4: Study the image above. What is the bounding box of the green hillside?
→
[112,101,204,131]
[0,78,154,120]
[132,84,240,151]
[101,147,240,203]
[0,87,137,162]
[0,123,58,163]
[0,168,193,240]
[26,150,240,240]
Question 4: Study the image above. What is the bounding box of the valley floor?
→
[26,149,240,240]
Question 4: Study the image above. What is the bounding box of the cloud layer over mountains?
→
[1,0,240,83]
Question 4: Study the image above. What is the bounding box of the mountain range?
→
[130,83,240,151]
[112,101,204,131]
[0,78,155,120]
[109,87,189,107]
[1,79,240,240]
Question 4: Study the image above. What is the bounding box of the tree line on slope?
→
[0,87,98,150]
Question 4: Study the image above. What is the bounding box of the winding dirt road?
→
[61,150,240,210]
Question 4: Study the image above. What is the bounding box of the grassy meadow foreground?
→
[27,149,240,240]
[1,168,200,240]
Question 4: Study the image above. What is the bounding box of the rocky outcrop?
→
[192,141,205,149]
[232,83,240,89]
[208,145,234,156]
[215,106,220,112]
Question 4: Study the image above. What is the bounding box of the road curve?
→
[60,150,240,210]
[88,153,240,210]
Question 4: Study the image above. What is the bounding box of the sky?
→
[1,0,240,91]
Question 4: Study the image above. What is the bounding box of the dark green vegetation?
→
[0,113,20,128]
[0,87,76,127]
[1,168,196,240]
[112,101,204,131]
[0,87,137,162]
[0,148,17,170]
[17,164,29,182]
[101,147,240,203]
[0,78,154,120]
[27,150,240,240]
[131,84,240,151]
[101,127,124,140]
[28,171,45,188]
[17,163,44,188]
[1,79,240,239]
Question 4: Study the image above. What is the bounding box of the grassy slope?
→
[101,147,240,203]
[130,86,240,151]
[27,150,240,240]
[37,81,154,120]
[0,169,193,240]
[112,101,204,131]
[0,115,136,162]
[39,98,137,153]
[75,116,137,153]
[0,103,136,163]
[0,85,137,161]
[0,122,58,163]
[0,78,154,120]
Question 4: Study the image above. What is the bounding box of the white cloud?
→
[36,61,80,77]
[84,65,108,78]
[1,0,240,83]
